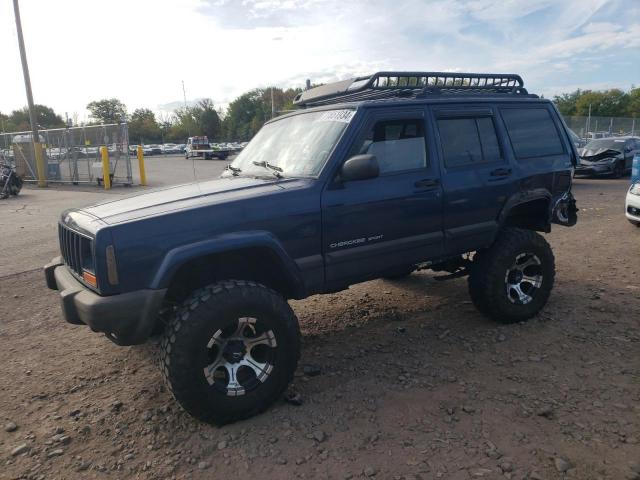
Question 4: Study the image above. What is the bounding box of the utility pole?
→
[13,0,46,186]
[182,80,188,110]
[182,80,190,137]
[271,87,275,119]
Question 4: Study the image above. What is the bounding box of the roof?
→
[294,71,536,108]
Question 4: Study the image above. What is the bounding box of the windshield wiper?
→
[225,165,242,176]
[252,160,283,178]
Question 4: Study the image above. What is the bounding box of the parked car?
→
[575,136,640,178]
[626,181,640,226]
[162,144,179,154]
[45,71,578,425]
[149,144,163,155]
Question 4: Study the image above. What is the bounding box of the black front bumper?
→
[44,257,166,345]
[574,164,614,176]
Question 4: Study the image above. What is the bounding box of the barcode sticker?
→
[315,110,355,123]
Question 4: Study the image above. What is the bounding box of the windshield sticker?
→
[316,110,355,123]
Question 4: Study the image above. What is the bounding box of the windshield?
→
[584,138,626,150]
[227,109,354,177]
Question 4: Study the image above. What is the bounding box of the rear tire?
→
[468,228,555,323]
[159,280,300,425]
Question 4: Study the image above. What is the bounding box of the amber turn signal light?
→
[82,270,97,287]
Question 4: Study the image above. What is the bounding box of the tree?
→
[86,98,127,124]
[553,88,635,117]
[220,87,301,141]
[553,90,581,116]
[574,89,628,117]
[195,99,221,140]
[626,86,640,118]
[2,104,65,131]
[128,108,160,144]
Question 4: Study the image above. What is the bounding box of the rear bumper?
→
[44,257,166,345]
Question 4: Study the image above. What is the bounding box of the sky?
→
[1,0,639,121]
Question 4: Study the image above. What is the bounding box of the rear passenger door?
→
[431,106,516,255]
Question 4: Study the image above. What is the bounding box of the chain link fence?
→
[562,116,638,139]
[0,124,133,185]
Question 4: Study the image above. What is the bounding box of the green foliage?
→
[86,98,127,124]
[222,87,302,141]
[0,104,65,132]
[4,84,637,148]
[128,108,161,144]
[553,88,639,118]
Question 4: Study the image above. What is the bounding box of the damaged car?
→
[575,136,640,178]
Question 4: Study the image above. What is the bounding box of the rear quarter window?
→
[501,107,564,159]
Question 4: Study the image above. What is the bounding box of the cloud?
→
[0,0,638,118]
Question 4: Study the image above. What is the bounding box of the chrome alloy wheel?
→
[203,317,277,396]
[504,253,543,305]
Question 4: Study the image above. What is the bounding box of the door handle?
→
[490,168,512,177]
[414,178,439,188]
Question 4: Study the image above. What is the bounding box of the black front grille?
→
[58,224,90,276]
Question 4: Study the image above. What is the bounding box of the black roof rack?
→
[293,71,532,107]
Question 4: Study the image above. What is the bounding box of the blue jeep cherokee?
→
[45,72,578,424]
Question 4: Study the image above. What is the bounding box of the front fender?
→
[149,231,305,295]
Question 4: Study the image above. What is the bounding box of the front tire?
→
[612,162,625,178]
[159,280,300,425]
[468,228,555,324]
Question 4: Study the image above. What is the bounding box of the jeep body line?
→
[45,71,578,424]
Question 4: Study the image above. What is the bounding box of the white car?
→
[626,182,640,227]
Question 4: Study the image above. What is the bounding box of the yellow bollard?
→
[101,146,111,190]
[137,145,147,186]
[34,142,47,187]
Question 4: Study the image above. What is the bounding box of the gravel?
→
[0,179,638,479]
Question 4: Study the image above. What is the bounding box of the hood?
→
[580,148,622,162]
[77,176,294,225]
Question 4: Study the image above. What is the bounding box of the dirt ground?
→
[1,178,638,480]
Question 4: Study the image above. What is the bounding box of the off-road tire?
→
[468,228,555,323]
[159,280,300,425]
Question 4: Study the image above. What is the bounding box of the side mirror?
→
[340,154,379,182]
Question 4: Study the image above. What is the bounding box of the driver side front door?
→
[321,107,444,290]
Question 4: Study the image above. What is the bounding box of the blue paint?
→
[632,154,640,184]
[53,97,578,305]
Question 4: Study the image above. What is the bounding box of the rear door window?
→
[500,108,564,159]
[436,116,502,167]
